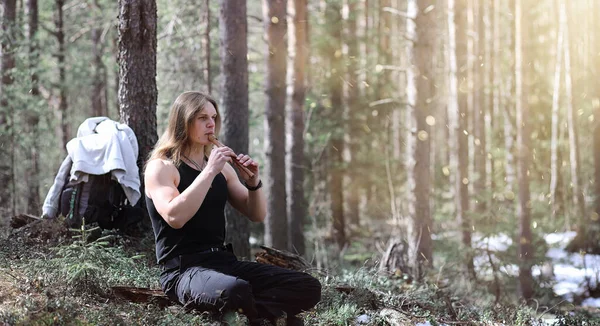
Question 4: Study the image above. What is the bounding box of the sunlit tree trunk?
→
[263,0,289,250]
[408,0,434,276]
[550,7,564,222]
[0,0,16,217]
[515,0,533,301]
[118,0,158,228]
[562,0,585,224]
[466,0,474,202]
[503,113,515,194]
[220,0,250,258]
[391,1,403,163]
[436,0,449,185]
[486,0,496,191]
[286,0,307,255]
[203,0,211,94]
[450,0,475,279]
[593,0,600,221]
[473,0,486,212]
[503,0,515,195]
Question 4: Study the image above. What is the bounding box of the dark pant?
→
[159,250,321,321]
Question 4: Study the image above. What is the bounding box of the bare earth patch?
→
[0,268,48,320]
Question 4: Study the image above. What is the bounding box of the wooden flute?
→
[208,135,255,179]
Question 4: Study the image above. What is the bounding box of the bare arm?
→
[223,156,267,222]
[144,159,216,229]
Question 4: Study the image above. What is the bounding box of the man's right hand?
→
[205,146,236,176]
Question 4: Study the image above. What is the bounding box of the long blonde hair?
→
[147,91,221,167]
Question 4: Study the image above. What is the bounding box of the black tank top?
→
[147,161,228,264]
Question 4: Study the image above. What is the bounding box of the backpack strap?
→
[67,182,84,228]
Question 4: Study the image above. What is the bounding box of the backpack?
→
[58,173,142,230]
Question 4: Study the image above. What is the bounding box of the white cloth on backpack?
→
[41,117,141,219]
[67,117,141,205]
[41,156,73,218]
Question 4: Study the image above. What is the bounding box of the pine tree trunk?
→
[504,0,516,194]
[27,0,38,99]
[117,0,158,229]
[436,0,449,186]
[91,0,107,117]
[325,1,345,249]
[25,0,40,214]
[594,0,600,221]
[362,0,375,214]
[286,0,307,255]
[203,0,211,94]
[486,0,495,191]
[407,0,434,276]
[432,0,446,194]
[55,0,68,149]
[562,0,586,224]
[263,0,289,250]
[515,0,533,300]
[345,0,361,227]
[451,0,475,279]
[113,34,119,115]
[550,7,563,222]
[0,0,16,218]
[473,0,486,212]
[220,0,251,258]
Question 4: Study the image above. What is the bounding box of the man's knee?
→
[221,278,254,313]
[179,269,253,313]
[300,274,322,310]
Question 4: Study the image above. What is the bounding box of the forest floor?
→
[1,217,600,325]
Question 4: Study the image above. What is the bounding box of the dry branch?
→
[10,214,41,229]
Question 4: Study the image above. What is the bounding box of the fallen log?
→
[254,245,311,272]
[111,286,174,308]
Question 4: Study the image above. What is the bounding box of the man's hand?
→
[236,154,259,185]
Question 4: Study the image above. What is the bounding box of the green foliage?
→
[25,229,158,295]
[552,311,600,326]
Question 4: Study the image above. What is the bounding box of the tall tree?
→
[488,0,498,191]
[515,0,533,301]
[219,0,251,258]
[25,0,40,214]
[203,0,212,94]
[344,0,361,227]
[504,0,516,194]
[286,0,307,255]
[407,0,434,276]
[550,4,564,221]
[562,0,585,223]
[91,0,107,117]
[117,0,158,228]
[451,0,475,279]
[0,0,17,217]
[473,0,486,212]
[263,0,288,250]
[325,0,346,249]
[55,0,68,149]
[594,0,600,221]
